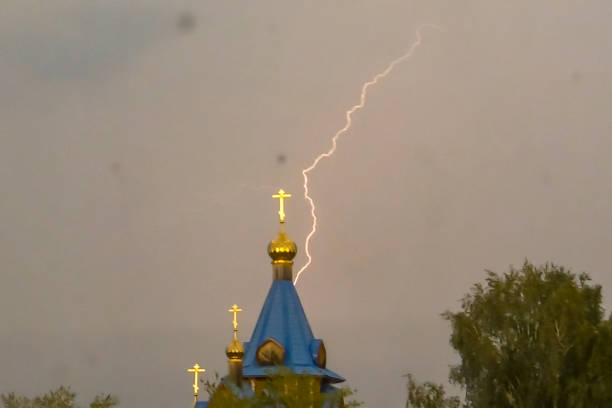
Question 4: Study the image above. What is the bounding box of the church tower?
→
[242,190,344,387]
[197,189,345,407]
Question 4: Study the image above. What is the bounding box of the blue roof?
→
[194,401,208,408]
[242,280,345,383]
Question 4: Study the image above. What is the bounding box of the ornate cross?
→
[228,304,243,331]
[272,189,292,223]
[187,363,206,397]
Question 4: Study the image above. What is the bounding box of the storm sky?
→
[1,1,612,407]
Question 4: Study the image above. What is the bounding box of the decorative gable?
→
[256,338,285,366]
[310,339,327,368]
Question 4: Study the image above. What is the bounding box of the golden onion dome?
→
[267,229,297,263]
[226,337,244,361]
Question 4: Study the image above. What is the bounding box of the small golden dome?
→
[267,229,297,263]
[226,337,244,361]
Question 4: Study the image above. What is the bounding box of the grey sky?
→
[1,1,611,407]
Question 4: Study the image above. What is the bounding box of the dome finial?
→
[268,189,297,272]
[229,304,242,334]
[272,189,292,223]
[187,363,206,398]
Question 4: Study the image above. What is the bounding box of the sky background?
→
[1,1,612,407]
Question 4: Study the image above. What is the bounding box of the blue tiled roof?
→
[194,401,208,408]
[242,280,345,383]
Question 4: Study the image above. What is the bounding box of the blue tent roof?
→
[242,280,345,383]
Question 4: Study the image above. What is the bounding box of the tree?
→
[404,374,459,408]
[88,395,118,408]
[205,369,362,407]
[442,261,612,408]
[1,387,118,408]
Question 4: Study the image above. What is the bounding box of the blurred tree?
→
[442,261,612,408]
[88,395,118,408]
[1,387,118,408]
[404,374,460,408]
[205,369,362,407]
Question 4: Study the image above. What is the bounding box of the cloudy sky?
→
[1,1,611,407]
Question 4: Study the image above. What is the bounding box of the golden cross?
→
[272,189,292,223]
[228,304,243,331]
[187,363,206,396]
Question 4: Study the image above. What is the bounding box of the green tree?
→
[1,387,118,408]
[205,369,362,407]
[404,374,459,408]
[443,261,612,408]
[88,395,118,408]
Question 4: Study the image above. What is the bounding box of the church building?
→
[188,189,346,407]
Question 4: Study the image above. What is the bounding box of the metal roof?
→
[242,280,345,383]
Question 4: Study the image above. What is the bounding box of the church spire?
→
[225,304,244,384]
[268,189,297,281]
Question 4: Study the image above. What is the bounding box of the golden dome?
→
[267,229,297,263]
[226,337,244,361]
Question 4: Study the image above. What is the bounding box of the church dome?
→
[267,230,297,263]
[226,337,244,361]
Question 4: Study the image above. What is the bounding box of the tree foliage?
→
[443,261,612,408]
[405,374,459,408]
[1,387,118,408]
[88,395,118,408]
[204,369,362,407]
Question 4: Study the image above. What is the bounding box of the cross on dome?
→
[272,189,291,223]
[228,304,243,332]
[187,363,206,397]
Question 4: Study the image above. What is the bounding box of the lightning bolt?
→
[294,24,442,285]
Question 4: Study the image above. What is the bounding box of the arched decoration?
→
[310,339,327,368]
[316,342,327,368]
[256,338,285,366]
